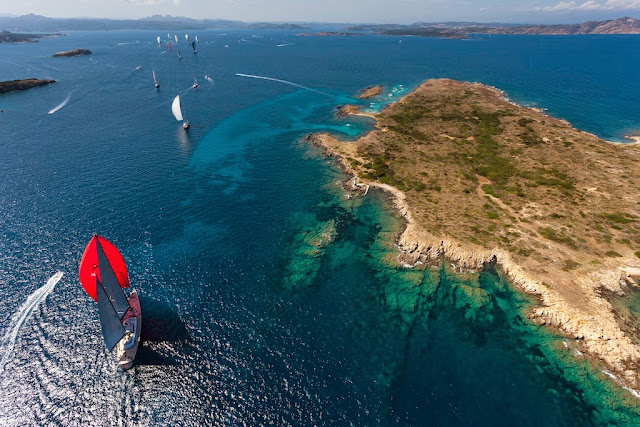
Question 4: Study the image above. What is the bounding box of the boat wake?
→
[235,73,329,96]
[0,271,63,373]
[48,94,71,115]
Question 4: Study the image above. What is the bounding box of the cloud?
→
[535,0,640,11]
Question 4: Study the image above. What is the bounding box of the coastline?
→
[309,79,640,394]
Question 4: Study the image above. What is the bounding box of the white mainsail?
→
[167,33,171,39]
[157,36,161,45]
[172,95,184,121]
[195,35,199,43]
[153,70,159,86]
[185,34,189,42]
[174,34,178,43]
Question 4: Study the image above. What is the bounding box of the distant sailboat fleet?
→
[153,34,205,130]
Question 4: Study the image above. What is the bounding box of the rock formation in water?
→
[52,48,92,57]
[0,78,56,94]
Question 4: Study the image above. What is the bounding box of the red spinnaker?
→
[79,235,130,301]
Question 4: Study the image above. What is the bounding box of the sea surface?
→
[0,30,639,425]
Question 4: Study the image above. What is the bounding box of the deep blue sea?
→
[0,30,639,425]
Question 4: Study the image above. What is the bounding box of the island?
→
[246,22,306,30]
[311,79,640,392]
[357,85,383,99]
[345,24,467,39]
[0,78,56,94]
[52,48,92,57]
[297,31,364,37]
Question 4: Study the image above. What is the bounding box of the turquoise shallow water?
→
[0,30,639,425]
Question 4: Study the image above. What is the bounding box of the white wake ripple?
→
[48,95,71,115]
[0,271,63,373]
[235,73,329,95]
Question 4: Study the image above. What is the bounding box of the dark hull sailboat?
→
[79,235,142,369]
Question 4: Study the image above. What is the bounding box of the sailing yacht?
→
[192,78,199,89]
[156,36,161,46]
[79,235,142,370]
[191,41,198,54]
[172,94,190,129]
[153,70,159,88]
[177,48,182,60]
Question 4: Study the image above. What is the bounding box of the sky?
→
[0,0,639,24]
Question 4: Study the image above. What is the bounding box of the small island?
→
[357,85,383,99]
[0,78,56,94]
[312,79,640,392]
[52,48,92,57]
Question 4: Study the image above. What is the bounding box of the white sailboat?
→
[153,70,159,88]
[174,34,179,43]
[172,95,189,129]
[157,36,161,46]
[192,78,199,89]
[195,35,199,43]
[177,47,182,60]
[167,33,171,40]
[185,34,189,42]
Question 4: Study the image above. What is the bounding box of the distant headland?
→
[0,78,56,94]
[311,78,640,394]
[0,14,638,36]
[346,17,640,37]
[0,29,59,43]
[52,48,92,57]
[246,22,307,30]
[297,31,364,37]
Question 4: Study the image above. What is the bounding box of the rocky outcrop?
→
[52,48,92,57]
[357,85,383,99]
[336,104,361,117]
[0,78,56,94]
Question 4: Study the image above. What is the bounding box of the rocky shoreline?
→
[305,80,640,393]
[0,78,56,94]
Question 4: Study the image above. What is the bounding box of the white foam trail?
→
[235,73,328,95]
[48,94,71,115]
[0,272,63,373]
[276,43,294,47]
